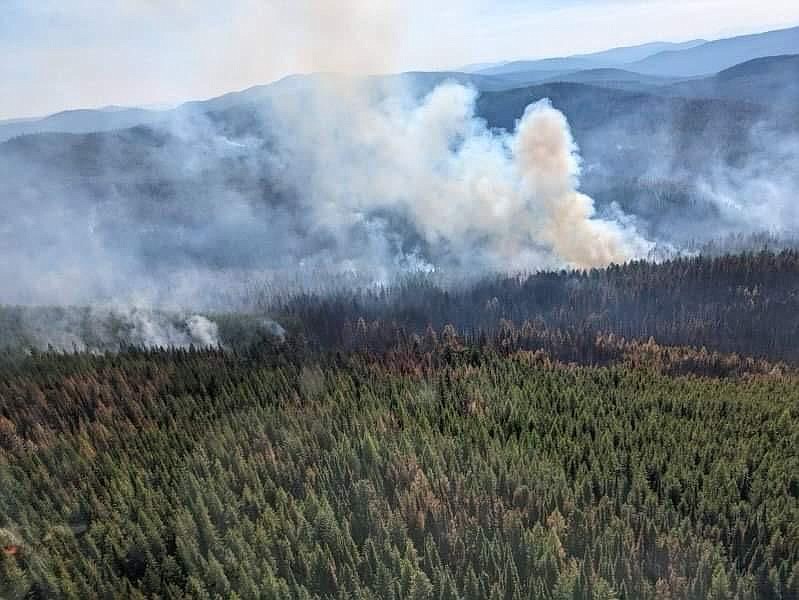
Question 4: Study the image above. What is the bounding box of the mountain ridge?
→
[1,26,797,142]
[628,25,799,76]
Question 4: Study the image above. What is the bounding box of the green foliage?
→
[1,345,797,598]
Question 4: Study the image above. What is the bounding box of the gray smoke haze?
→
[0,306,294,352]
[1,1,797,357]
[568,78,799,249]
[0,87,654,312]
[259,318,287,342]
[694,120,799,236]
[0,306,222,352]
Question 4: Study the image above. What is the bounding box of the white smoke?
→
[0,0,657,313]
[272,80,652,273]
[186,315,220,347]
[15,307,221,351]
[259,318,287,341]
[119,309,222,348]
[696,125,799,235]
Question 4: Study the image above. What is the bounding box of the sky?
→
[2,0,799,119]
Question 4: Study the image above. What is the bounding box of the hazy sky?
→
[2,0,798,119]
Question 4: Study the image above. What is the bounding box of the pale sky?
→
[2,0,798,119]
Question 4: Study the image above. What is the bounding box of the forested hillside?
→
[1,342,798,599]
[270,250,799,365]
[6,250,799,365]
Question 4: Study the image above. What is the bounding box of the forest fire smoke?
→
[272,81,651,272]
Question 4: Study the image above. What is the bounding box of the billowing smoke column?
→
[0,0,654,320]
[513,101,648,267]
[273,80,651,273]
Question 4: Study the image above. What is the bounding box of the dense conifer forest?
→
[266,250,799,364]
[2,273,799,598]
[7,250,799,363]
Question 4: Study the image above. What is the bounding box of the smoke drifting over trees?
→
[271,80,650,273]
[0,77,656,309]
[0,4,797,352]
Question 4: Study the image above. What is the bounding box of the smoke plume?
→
[2,307,222,352]
[1,0,651,323]
[271,80,651,273]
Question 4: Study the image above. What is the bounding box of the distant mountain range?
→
[4,58,792,220]
[0,106,169,143]
[627,25,799,76]
[663,54,799,107]
[2,25,797,143]
[475,25,798,78]
[475,39,707,77]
